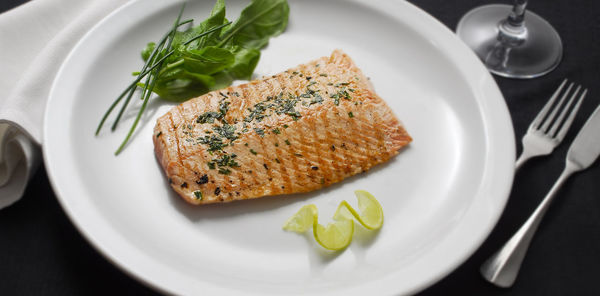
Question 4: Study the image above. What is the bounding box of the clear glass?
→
[456,1,562,79]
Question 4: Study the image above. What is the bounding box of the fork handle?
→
[480,162,577,287]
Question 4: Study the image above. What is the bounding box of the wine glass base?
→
[456,4,563,79]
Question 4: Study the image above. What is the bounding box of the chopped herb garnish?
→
[254,128,265,137]
[213,124,237,141]
[295,153,303,157]
[196,111,222,124]
[274,142,279,147]
[219,100,230,117]
[198,135,227,152]
[207,162,216,169]
[272,128,281,134]
[193,191,203,200]
[275,158,280,163]
[218,167,232,175]
[348,112,354,118]
[283,124,289,128]
[319,73,328,77]
[310,94,324,105]
[244,142,249,146]
[156,131,162,138]
[213,154,240,168]
[284,139,291,145]
[249,149,258,155]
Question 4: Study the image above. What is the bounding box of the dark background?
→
[1,0,599,295]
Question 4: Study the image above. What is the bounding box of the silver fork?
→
[515,79,588,171]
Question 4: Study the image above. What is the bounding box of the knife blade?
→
[567,104,600,171]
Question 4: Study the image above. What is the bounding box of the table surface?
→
[2,0,599,295]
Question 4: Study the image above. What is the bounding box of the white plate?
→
[44,0,515,295]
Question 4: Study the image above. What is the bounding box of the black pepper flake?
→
[168,178,173,184]
[214,187,221,196]
[196,174,209,185]
[263,163,269,170]
[294,153,303,157]
[311,166,319,170]
[281,185,285,189]
[181,182,188,188]
[275,158,280,163]
[156,131,162,138]
[330,145,336,151]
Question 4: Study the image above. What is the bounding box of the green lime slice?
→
[313,219,354,251]
[333,190,384,230]
[282,204,318,233]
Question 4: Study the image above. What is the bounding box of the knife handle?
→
[480,161,577,287]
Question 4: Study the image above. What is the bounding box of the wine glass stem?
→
[507,0,527,28]
[498,0,528,46]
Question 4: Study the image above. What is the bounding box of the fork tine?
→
[555,88,587,141]
[531,79,568,129]
[540,82,574,132]
[548,85,581,136]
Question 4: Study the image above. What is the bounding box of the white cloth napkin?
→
[0,0,128,209]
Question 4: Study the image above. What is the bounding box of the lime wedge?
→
[355,190,384,230]
[313,219,354,251]
[333,190,384,230]
[282,204,318,233]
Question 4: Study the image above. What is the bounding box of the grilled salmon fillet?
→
[153,50,411,205]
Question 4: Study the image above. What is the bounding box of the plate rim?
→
[43,0,516,295]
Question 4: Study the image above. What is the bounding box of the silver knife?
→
[481,103,600,288]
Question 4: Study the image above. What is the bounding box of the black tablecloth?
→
[2,0,599,295]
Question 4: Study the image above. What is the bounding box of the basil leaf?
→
[218,0,289,49]
[152,68,216,102]
[181,46,235,75]
[225,46,260,80]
